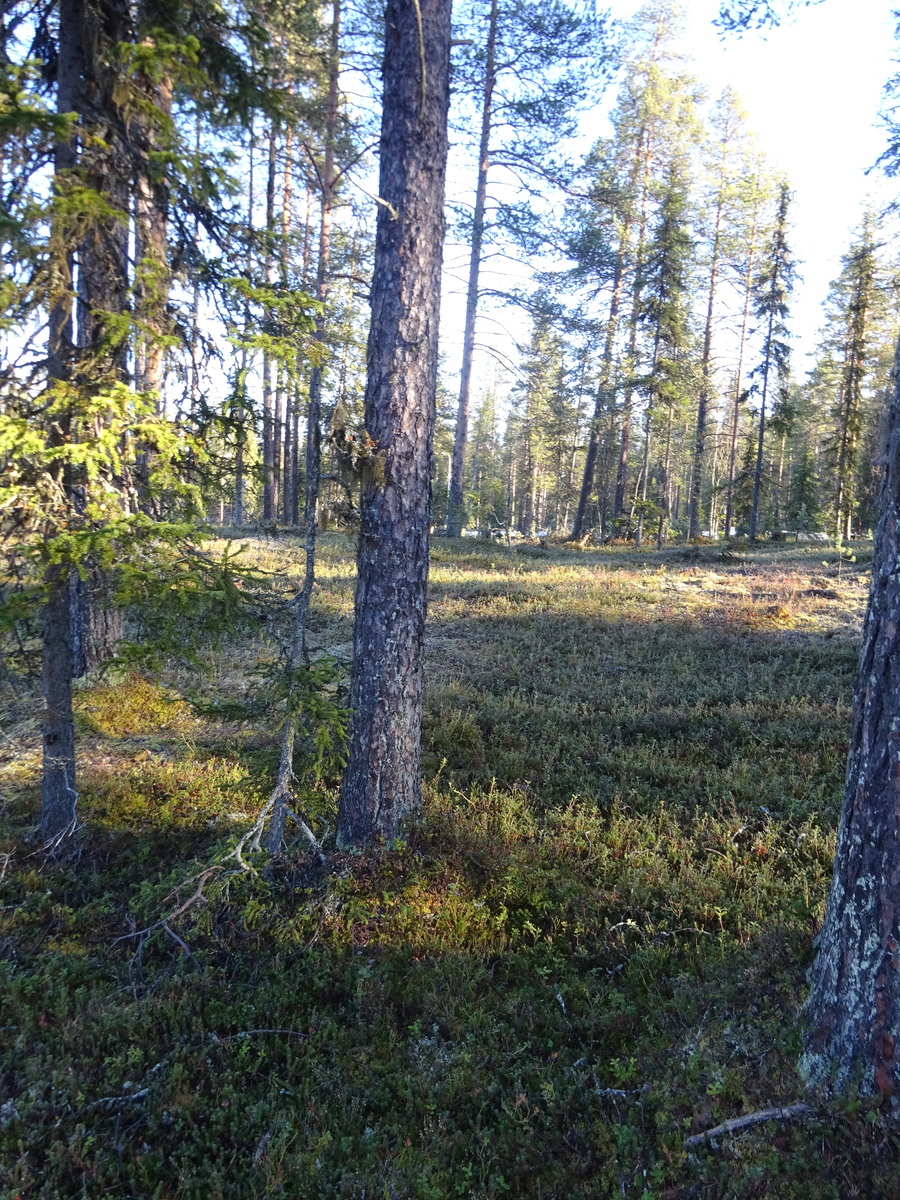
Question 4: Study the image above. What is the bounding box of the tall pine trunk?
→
[262,124,278,522]
[336,0,451,849]
[724,256,754,537]
[304,0,340,529]
[42,0,82,838]
[803,338,900,1098]
[688,198,723,540]
[572,243,627,539]
[748,306,775,542]
[447,0,498,538]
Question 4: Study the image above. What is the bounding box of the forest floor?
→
[1,534,896,1199]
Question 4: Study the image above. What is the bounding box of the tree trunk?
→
[133,58,172,401]
[336,0,451,850]
[773,430,786,531]
[262,123,278,522]
[572,244,627,539]
[748,309,774,541]
[76,0,130,381]
[725,282,754,536]
[447,0,498,538]
[689,198,723,540]
[42,565,78,840]
[613,130,652,522]
[234,127,254,527]
[802,339,900,1097]
[304,0,340,530]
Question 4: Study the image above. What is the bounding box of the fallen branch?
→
[220,1028,309,1041]
[111,866,223,966]
[683,1102,813,1149]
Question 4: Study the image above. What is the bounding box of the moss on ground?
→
[0,536,895,1199]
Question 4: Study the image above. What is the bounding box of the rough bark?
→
[802,337,900,1097]
[447,0,497,538]
[76,0,130,380]
[133,58,172,401]
[336,0,451,850]
[42,565,78,840]
[41,0,83,840]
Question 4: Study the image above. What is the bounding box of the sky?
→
[661,0,897,362]
[439,0,899,396]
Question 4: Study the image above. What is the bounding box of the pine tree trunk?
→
[773,431,786,531]
[614,132,652,522]
[336,0,451,850]
[748,311,774,542]
[42,565,78,840]
[802,339,900,1097]
[235,129,254,527]
[262,124,278,522]
[447,0,498,538]
[725,236,756,538]
[304,0,340,529]
[291,394,301,526]
[572,245,627,539]
[283,387,294,526]
[133,61,172,401]
[689,201,723,540]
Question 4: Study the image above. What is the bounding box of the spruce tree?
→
[748,181,795,541]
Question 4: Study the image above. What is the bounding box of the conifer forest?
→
[6,0,900,1194]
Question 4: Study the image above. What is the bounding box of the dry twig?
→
[683,1102,813,1149]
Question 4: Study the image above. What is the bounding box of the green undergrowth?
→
[1,537,896,1198]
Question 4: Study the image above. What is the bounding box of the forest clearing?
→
[6,0,900,1190]
[0,534,890,1199]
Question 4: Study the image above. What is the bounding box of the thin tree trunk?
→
[572,247,627,538]
[689,196,724,540]
[749,307,775,541]
[291,389,301,526]
[262,123,277,522]
[270,117,294,524]
[447,0,498,538]
[303,0,340,531]
[41,0,84,840]
[725,239,757,538]
[337,0,451,850]
[133,56,173,402]
[773,430,786,531]
[235,125,254,527]
[282,386,294,526]
[656,393,675,550]
[614,130,652,522]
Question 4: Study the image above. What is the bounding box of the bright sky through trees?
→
[441,0,897,384]
[643,0,896,364]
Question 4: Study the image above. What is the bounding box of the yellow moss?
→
[75,674,196,739]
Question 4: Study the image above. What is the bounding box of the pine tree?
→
[718,157,777,537]
[688,87,749,539]
[446,0,611,536]
[568,0,702,537]
[748,181,795,541]
[827,220,878,545]
[635,163,693,548]
[336,0,452,850]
